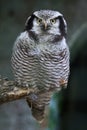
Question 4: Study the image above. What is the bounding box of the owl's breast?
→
[28,44,69,91]
[12,39,69,92]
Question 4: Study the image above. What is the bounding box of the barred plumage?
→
[11,10,70,123]
[12,32,69,91]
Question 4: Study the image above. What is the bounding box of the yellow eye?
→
[37,18,42,24]
[50,19,56,24]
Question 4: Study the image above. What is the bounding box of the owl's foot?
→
[26,93,38,110]
[29,93,38,101]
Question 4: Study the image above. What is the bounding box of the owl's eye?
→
[36,18,42,24]
[50,19,56,24]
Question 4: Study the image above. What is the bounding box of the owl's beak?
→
[43,21,47,30]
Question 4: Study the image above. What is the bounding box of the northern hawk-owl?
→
[11,10,70,122]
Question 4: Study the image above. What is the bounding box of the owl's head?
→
[25,10,67,37]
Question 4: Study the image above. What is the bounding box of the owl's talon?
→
[29,93,38,101]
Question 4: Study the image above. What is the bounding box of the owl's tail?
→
[26,91,53,126]
[26,97,45,122]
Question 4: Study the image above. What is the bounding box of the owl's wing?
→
[11,31,33,83]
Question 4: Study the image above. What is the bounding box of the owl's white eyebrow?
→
[33,14,42,20]
[49,17,58,20]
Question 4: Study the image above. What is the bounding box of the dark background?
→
[0,0,87,130]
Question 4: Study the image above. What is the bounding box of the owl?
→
[11,10,70,123]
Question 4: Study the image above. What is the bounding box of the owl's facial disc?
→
[35,17,60,34]
[25,10,67,37]
[35,17,50,32]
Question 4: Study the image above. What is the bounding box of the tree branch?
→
[0,76,34,104]
[0,75,67,129]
